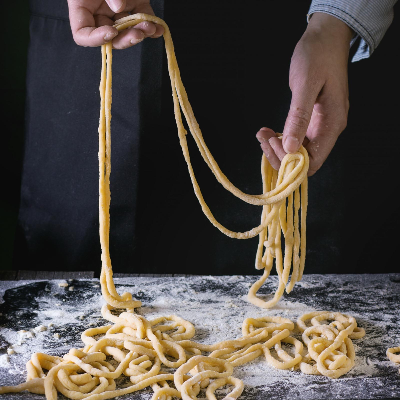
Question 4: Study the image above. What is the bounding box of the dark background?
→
[2,1,399,276]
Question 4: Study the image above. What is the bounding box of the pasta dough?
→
[0,13,372,400]
[0,310,366,399]
[387,347,400,373]
[0,308,366,399]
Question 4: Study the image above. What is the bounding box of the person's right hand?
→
[256,13,353,176]
[67,0,164,49]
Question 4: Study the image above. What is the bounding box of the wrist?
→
[307,12,353,46]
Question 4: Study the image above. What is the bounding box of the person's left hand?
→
[256,13,353,176]
[68,0,164,49]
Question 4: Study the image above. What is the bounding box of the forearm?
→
[308,0,398,61]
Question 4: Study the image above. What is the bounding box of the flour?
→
[0,355,10,368]
[0,274,399,399]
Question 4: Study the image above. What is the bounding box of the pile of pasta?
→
[387,347,400,374]
[0,308,366,399]
[297,312,365,378]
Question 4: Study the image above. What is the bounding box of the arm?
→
[308,0,398,62]
[257,0,397,176]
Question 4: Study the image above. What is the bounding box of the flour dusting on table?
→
[0,274,399,399]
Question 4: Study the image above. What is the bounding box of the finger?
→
[305,136,335,176]
[110,17,158,38]
[105,0,126,13]
[269,137,287,162]
[112,27,145,49]
[133,21,157,37]
[69,6,118,46]
[150,24,165,38]
[110,23,160,49]
[94,13,143,49]
[129,2,165,37]
[112,5,164,49]
[256,128,281,170]
[256,127,276,143]
[283,79,322,154]
[305,103,348,176]
[261,141,281,171]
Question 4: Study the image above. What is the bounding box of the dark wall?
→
[2,1,399,275]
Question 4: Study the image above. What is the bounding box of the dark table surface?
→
[1,272,400,400]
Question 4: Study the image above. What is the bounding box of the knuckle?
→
[139,21,150,29]
[287,107,311,130]
[73,34,84,46]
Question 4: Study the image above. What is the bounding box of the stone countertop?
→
[1,274,400,399]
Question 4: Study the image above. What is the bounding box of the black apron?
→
[14,1,400,275]
[14,0,164,272]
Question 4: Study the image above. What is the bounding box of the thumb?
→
[282,83,320,154]
[105,0,126,13]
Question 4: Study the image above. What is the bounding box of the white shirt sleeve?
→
[308,0,398,62]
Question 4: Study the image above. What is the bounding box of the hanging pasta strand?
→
[110,13,309,308]
[99,42,141,310]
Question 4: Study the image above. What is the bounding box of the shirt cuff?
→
[307,1,396,62]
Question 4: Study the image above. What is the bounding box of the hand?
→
[67,0,164,49]
[256,13,353,176]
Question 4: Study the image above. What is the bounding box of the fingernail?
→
[283,136,299,153]
[131,36,144,44]
[104,32,117,42]
[108,0,122,12]
[256,131,269,143]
